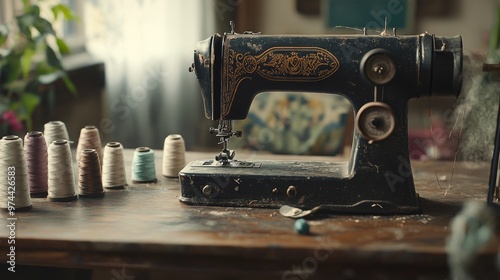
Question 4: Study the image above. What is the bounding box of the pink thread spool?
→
[24,131,48,198]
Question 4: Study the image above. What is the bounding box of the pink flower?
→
[1,110,23,132]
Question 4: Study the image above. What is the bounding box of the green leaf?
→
[22,0,30,9]
[62,74,77,96]
[20,46,35,79]
[26,5,41,17]
[56,37,70,54]
[16,14,35,39]
[45,46,62,69]
[35,61,58,76]
[3,79,28,93]
[33,17,55,35]
[46,86,55,113]
[0,24,8,47]
[20,92,40,131]
[5,55,21,83]
[51,4,76,20]
[21,93,40,115]
[9,101,20,113]
[24,80,40,93]
[38,72,60,84]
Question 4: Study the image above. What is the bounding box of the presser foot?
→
[215,148,235,165]
[209,119,242,165]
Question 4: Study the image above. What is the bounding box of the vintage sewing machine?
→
[180,23,463,214]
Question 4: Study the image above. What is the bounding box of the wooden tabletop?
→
[1,150,499,280]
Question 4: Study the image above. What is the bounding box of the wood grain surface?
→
[0,150,499,280]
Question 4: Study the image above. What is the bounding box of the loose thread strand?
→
[445,105,467,196]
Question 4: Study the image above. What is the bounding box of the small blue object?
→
[132,147,157,183]
[294,218,310,235]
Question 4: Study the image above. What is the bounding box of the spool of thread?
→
[102,142,127,189]
[47,140,77,202]
[0,135,32,210]
[24,131,48,198]
[162,134,186,178]
[132,147,157,183]
[76,125,103,166]
[44,120,69,145]
[78,149,104,198]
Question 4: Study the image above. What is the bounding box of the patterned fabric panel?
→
[231,92,351,155]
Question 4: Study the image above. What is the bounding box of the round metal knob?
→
[356,102,395,142]
[361,49,396,86]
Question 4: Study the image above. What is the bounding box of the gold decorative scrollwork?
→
[223,46,340,116]
[256,47,339,80]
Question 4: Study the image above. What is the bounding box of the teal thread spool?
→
[132,147,157,183]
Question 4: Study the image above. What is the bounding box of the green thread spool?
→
[132,147,157,183]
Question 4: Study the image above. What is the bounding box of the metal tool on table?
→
[180,22,463,214]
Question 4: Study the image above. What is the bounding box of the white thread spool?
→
[162,134,186,178]
[47,140,77,202]
[44,121,70,146]
[102,142,127,189]
[0,135,32,210]
[76,126,103,166]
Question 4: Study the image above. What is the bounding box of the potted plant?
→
[0,0,76,137]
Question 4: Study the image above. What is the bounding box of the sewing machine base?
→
[179,160,421,214]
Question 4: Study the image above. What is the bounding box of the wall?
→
[417,0,493,55]
[251,0,494,55]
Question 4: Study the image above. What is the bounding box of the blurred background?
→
[0,0,496,159]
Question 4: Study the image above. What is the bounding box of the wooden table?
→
[1,150,499,280]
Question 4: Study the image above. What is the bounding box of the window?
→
[0,0,86,53]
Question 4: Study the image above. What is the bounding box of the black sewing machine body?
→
[180,30,462,214]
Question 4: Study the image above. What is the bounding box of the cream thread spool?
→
[44,120,70,146]
[162,134,186,178]
[78,149,104,198]
[102,142,127,189]
[76,125,103,166]
[0,135,32,210]
[47,140,77,202]
[24,131,49,198]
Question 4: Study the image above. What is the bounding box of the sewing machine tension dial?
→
[356,102,395,142]
[361,49,396,85]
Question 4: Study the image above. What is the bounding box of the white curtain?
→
[84,0,216,149]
